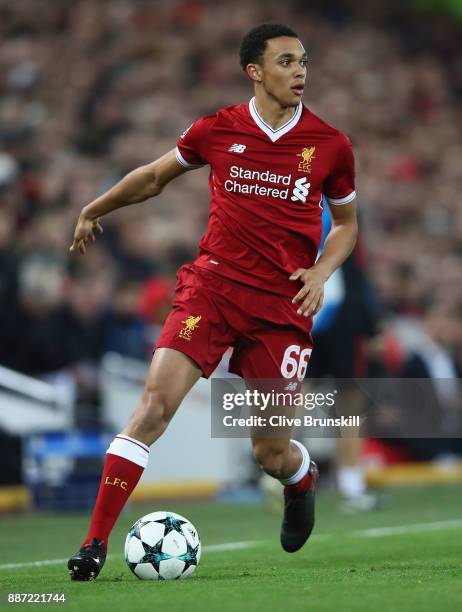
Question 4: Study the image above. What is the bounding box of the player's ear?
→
[246,63,262,83]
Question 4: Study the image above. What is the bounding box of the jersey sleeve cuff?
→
[325,190,356,205]
[175,147,204,169]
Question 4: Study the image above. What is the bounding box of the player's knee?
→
[252,440,289,478]
[127,385,175,443]
[142,385,174,431]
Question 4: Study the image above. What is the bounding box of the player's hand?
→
[69,214,103,255]
[290,267,326,317]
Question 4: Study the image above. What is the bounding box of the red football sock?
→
[83,435,150,550]
[285,469,312,496]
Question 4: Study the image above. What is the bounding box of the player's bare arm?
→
[70,148,188,255]
[291,200,358,317]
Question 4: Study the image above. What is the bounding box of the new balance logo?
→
[291,177,310,203]
[228,144,246,153]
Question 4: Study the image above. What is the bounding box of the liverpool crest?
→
[179,315,202,341]
[297,146,316,173]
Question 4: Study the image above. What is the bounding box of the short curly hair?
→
[239,24,299,71]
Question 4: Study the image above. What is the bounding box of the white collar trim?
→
[248,97,302,142]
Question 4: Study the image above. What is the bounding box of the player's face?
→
[258,37,307,107]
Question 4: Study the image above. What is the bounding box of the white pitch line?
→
[356,519,462,538]
[0,541,259,571]
[202,541,258,552]
[0,558,69,570]
[1,519,461,571]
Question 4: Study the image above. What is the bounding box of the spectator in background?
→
[309,204,379,510]
[137,277,174,350]
[102,277,147,361]
[0,207,16,305]
[364,306,462,466]
[0,254,70,375]
[63,271,112,417]
[393,306,462,461]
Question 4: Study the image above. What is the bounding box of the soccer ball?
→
[124,511,201,580]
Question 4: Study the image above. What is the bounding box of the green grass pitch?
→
[0,485,461,611]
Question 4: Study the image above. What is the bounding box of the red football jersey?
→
[176,98,356,297]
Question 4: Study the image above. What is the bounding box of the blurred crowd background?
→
[0,0,461,430]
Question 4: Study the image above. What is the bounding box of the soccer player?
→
[67,23,358,580]
[310,205,379,511]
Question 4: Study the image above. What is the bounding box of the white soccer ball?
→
[124,511,201,580]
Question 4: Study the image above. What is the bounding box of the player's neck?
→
[253,93,297,130]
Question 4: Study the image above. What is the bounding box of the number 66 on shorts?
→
[281,345,312,381]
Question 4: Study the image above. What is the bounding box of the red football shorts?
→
[155,264,313,380]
